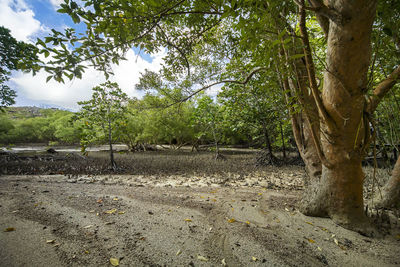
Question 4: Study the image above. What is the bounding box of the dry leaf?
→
[258,193,262,196]
[252,256,258,262]
[227,218,236,223]
[285,208,290,212]
[306,221,313,225]
[84,225,93,229]
[84,250,89,254]
[176,249,182,256]
[334,238,339,246]
[46,240,55,244]
[197,255,208,262]
[105,208,117,214]
[113,197,118,201]
[89,210,95,213]
[211,199,217,202]
[118,211,125,215]
[245,221,250,225]
[317,247,322,251]
[96,199,103,203]
[4,227,15,232]
[184,219,192,222]
[11,210,18,213]
[110,257,119,266]
[307,238,315,243]
[221,258,227,266]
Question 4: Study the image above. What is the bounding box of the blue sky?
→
[0,0,164,110]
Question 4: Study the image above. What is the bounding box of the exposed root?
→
[255,151,282,166]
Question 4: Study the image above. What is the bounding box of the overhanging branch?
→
[166,67,266,107]
[367,65,400,113]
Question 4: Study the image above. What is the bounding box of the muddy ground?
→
[0,150,399,266]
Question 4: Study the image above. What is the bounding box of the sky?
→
[0,0,166,111]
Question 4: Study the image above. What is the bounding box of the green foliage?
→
[75,81,128,152]
[0,26,40,109]
[0,107,78,145]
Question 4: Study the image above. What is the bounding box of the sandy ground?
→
[1,173,400,267]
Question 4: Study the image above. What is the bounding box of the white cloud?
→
[48,0,63,9]
[0,0,166,110]
[11,49,166,111]
[0,0,41,42]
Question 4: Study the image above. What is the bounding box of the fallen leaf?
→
[285,208,290,212]
[113,197,119,201]
[83,225,93,229]
[245,221,250,225]
[306,221,313,225]
[252,256,258,262]
[11,210,18,213]
[84,250,89,254]
[96,199,103,204]
[89,210,95,213]
[317,247,322,251]
[4,227,15,232]
[105,208,117,214]
[227,218,236,223]
[307,238,315,243]
[176,249,182,256]
[211,199,217,202]
[200,196,205,199]
[197,255,208,262]
[184,219,192,222]
[54,243,61,247]
[210,190,217,194]
[221,258,227,266]
[118,211,125,215]
[334,238,339,246]
[46,240,55,244]
[110,257,119,266]
[258,193,262,196]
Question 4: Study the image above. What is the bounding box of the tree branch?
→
[293,0,343,25]
[166,67,266,107]
[367,65,400,113]
[298,1,336,132]
[307,0,329,37]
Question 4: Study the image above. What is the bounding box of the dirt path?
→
[0,174,399,266]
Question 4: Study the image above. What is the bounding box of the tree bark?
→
[279,122,286,159]
[299,0,377,233]
[373,155,400,208]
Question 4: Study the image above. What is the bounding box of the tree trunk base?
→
[256,151,281,166]
[300,162,378,237]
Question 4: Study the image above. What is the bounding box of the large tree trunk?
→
[373,156,400,208]
[300,1,377,232]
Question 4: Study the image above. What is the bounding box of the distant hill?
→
[5,106,72,119]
